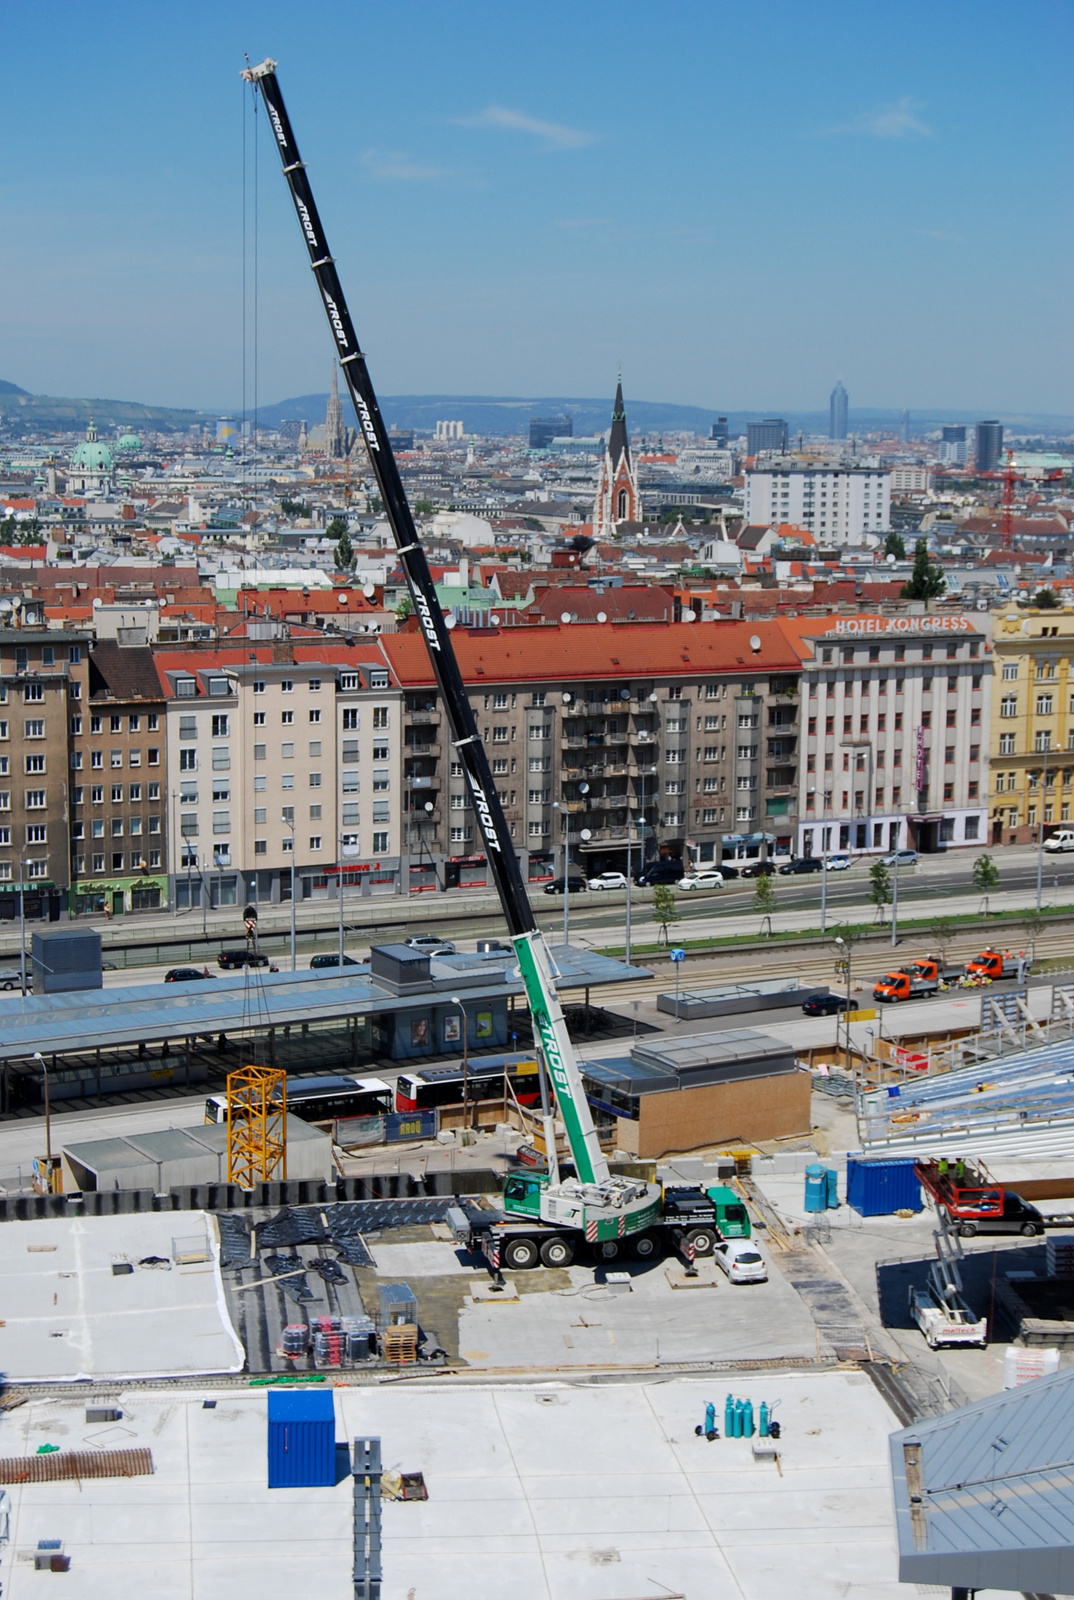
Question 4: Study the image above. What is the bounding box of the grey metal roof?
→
[890,1367,1074,1593]
[632,1027,793,1072]
[0,945,649,1062]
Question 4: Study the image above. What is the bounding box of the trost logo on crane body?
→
[466,778,503,855]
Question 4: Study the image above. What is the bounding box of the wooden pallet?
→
[381,1323,418,1364]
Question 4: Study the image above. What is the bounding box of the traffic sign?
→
[670,948,686,963]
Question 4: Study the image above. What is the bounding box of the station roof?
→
[891,1367,1074,1593]
[0,945,648,1063]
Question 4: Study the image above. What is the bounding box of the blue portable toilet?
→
[804,1164,826,1213]
[824,1167,839,1209]
[267,1388,336,1487]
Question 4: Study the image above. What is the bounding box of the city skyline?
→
[0,1,1069,416]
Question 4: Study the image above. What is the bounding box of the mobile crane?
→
[242,60,719,1267]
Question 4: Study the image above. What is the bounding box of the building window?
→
[1035,730,1052,752]
[25,790,46,809]
[999,733,1016,755]
[282,773,294,790]
[1000,695,1018,718]
[179,749,196,771]
[372,831,389,853]
[342,708,358,730]
[309,835,322,851]
[211,714,229,737]
[372,706,390,730]
[309,772,322,788]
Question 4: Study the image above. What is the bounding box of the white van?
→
[714,1239,768,1284]
[1044,831,1074,853]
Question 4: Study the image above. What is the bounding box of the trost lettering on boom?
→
[467,781,503,855]
[413,592,440,653]
[321,293,352,356]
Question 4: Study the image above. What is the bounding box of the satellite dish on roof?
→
[560,612,571,624]
[338,591,348,603]
[683,610,695,623]
[490,613,500,625]
[750,634,762,652]
[886,552,896,564]
[562,692,572,703]
[597,611,608,623]
[619,688,630,700]
[580,828,592,840]
[445,612,457,629]
[363,583,376,598]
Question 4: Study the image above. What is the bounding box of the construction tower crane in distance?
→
[241,57,674,1256]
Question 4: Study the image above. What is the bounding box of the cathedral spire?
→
[592,373,640,536]
[324,361,345,458]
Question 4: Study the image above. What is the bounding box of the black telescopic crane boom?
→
[243,59,535,938]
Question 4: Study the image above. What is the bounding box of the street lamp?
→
[281,813,296,971]
[33,1051,53,1194]
[18,859,27,997]
[833,935,853,1079]
[449,994,470,1129]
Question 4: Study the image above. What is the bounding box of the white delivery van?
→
[1044,831,1074,853]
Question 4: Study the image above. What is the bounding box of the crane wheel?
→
[539,1236,574,1268]
[594,1240,622,1263]
[958,1222,978,1238]
[686,1227,717,1255]
[631,1233,659,1261]
[504,1237,539,1270]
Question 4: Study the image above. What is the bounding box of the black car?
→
[740,859,777,878]
[218,949,272,970]
[716,863,740,880]
[634,862,684,887]
[543,875,588,895]
[309,953,361,969]
[801,993,852,1017]
[165,966,213,983]
[779,856,823,876]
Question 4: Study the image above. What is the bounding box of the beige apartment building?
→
[155,637,404,911]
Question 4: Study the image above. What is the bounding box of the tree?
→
[1033,587,1061,610]
[900,538,946,602]
[752,870,776,918]
[279,497,308,517]
[413,499,434,515]
[884,530,906,560]
[395,594,413,621]
[868,860,892,919]
[972,854,1000,894]
[1022,909,1048,962]
[652,884,679,947]
[327,517,353,569]
[927,917,956,969]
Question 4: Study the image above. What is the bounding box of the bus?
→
[395,1054,540,1113]
[205,1074,393,1126]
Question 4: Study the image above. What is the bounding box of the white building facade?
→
[789,614,991,858]
[744,465,891,544]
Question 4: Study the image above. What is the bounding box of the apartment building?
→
[0,630,90,920]
[380,621,803,886]
[744,464,891,544]
[781,615,991,856]
[155,639,403,910]
[70,642,167,916]
[990,607,1074,846]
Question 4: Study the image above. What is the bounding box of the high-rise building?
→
[529,415,572,450]
[938,425,968,466]
[976,420,1004,474]
[593,376,641,534]
[709,417,729,446]
[747,418,789,456]
[829,382,848,441]
[900,410,910,444]
[324,365,346,459]
[744,465,890,544]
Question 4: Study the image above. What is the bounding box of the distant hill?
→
[254,392,1074,439]
[0,384,207,434]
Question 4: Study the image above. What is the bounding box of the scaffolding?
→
[226,1064,287,1186]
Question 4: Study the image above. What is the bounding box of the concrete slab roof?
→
[0,1212,242,1380]
[891,1367,1074,1594]
[0,944,648,1062]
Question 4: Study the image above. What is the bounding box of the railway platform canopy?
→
[0,943,649,1109]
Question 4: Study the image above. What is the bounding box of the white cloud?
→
[815,96,935,140]
[454,105,592,150]
[362,149,448,182]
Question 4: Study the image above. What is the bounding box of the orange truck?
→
[874,948,1029,1003]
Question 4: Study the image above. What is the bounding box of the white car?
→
[714,1239,768,1284]
[404,935,456,955]
[587,871,628,891]
[677,871,724,891]
[824,854,852,871]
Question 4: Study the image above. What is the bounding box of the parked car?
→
[309,953,361,969]
[543,876,588,895]
[165,967,213,983]
[716,863,740,880]
[779,856,823,875]
[404,935,457,954]
[714,1238,768,1284]
[218,949,273,970]
[801,992,853,1017]
[475,939,512,954]
[0,968,22,990]
[634,862,684,887]
[677,871,724,891]
[881,848,918,867]
[825,854,852,871]
[740,859,777,878]
[588,871,628,891]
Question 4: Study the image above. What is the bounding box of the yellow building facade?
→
[991,607,1074,846]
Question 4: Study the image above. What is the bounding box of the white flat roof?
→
[0,1213,242,1381]
[0,1373,906,1599]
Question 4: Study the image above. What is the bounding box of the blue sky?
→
[1,1,1069,416]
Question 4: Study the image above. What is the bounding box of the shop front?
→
[445,853,488,890]
[0,880,62,923]
[72,877,167,917]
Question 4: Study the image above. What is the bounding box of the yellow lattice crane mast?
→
[227,1065,287,1186]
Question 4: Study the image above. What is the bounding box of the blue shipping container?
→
[267,1389,337,1488]
[846,1157,922,1217]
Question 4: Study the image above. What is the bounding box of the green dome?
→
[116,430,142,451]
[69,417,113,473]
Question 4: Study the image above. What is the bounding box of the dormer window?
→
[176,677,197,698]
